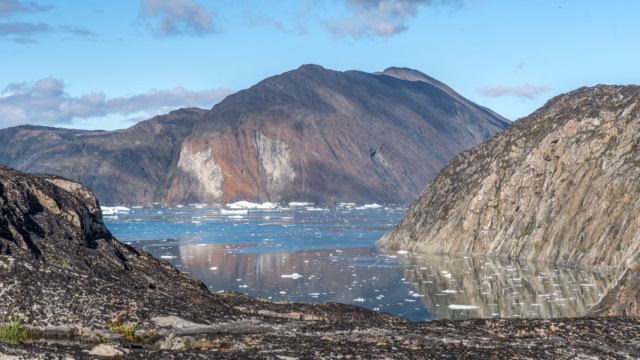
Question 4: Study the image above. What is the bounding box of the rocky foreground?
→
[1,164,640,358]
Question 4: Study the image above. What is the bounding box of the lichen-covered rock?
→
[379,85,640,274]
[0,164,237,329]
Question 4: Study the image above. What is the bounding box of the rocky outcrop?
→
[0,108,205,205]
[167,65,509,204]
[2,163,640,358]
[379,85,640,274]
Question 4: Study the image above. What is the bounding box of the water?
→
[104,206,610,321]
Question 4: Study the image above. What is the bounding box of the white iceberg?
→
[281,273,303,279]
[289,202,311,207]
[449,304,479,310]
[227,201,277,209]
[100,206,130,215]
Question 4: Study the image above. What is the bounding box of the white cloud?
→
[328,0,462,39]
[477,82,551,99]
[0,0,52,18]
[0,77,233,129]
[139,0,216,36]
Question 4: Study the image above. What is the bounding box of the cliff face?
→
[379,85,640,273]
[167,65,509,204]
[0,108,205,205]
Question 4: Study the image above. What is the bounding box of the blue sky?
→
[1,0,639,130]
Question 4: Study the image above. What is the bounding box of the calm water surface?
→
[104,206,610,321]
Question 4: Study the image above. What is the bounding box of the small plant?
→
[109,312,138,341]
[109,321,138,342]
[0,317,29,344]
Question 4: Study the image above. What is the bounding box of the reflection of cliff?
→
[399,253,611,320]
[173,245,411,310]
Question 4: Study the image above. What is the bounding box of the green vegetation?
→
[439,204,450,221]
[0,317,29,344]
[110,321,138,342]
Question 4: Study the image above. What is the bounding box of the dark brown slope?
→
[0,108,205,205]
[169,65,509,204]
[3,166,640,359]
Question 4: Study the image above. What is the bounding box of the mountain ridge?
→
[169,64,509,204]
[0,65,509,205]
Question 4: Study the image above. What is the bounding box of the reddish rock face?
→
[169,65,509,204]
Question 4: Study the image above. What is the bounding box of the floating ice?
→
[289,202,311,207]
[209,267,218,270]
[160,255,175,259]
[448,305,479,310]
[227,201,277,209]
[441,290,457,293]
[281,273,303,279]
[397,250,408,254]
[221,209,248,215]
[101,206,130,215]
[353,298,366,302]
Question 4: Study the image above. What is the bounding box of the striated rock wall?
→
[172,147,225,202]
[379,85,640,274]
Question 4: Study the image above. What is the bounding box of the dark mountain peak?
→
[376,67,434,83]
[174,65,509,204]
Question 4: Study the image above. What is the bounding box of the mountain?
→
[167,65,509,204]
[0,108,205,204]
[0,65,508,205]
[379,85,640,274]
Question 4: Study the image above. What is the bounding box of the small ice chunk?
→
[209,267,218,270]
[281,273,303,279]
[448,304,479,310]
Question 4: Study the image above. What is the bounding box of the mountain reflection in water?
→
[107,207,610,321]
[134,242,609,321]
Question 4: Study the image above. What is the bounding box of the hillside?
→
[168,65,509,204]
[379,85,640,273]
[0,108,205,204]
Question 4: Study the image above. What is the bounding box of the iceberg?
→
[448,304,479,310]
[100,206,130,215]
[227,201,277,209]
[289,202,311,207]
[281,273,303,279]
[220,209,248,215]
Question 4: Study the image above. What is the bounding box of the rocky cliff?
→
[0,108,205,205]
[379,85,640,274]
[3,166,640,358]
[167,65,509,204]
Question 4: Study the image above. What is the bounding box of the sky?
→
[1,0,639,131]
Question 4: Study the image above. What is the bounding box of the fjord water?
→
[104,207,610,321]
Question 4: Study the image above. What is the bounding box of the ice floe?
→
[281,273,303,279]
[448,305,479,310]
[227,201,277,209]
